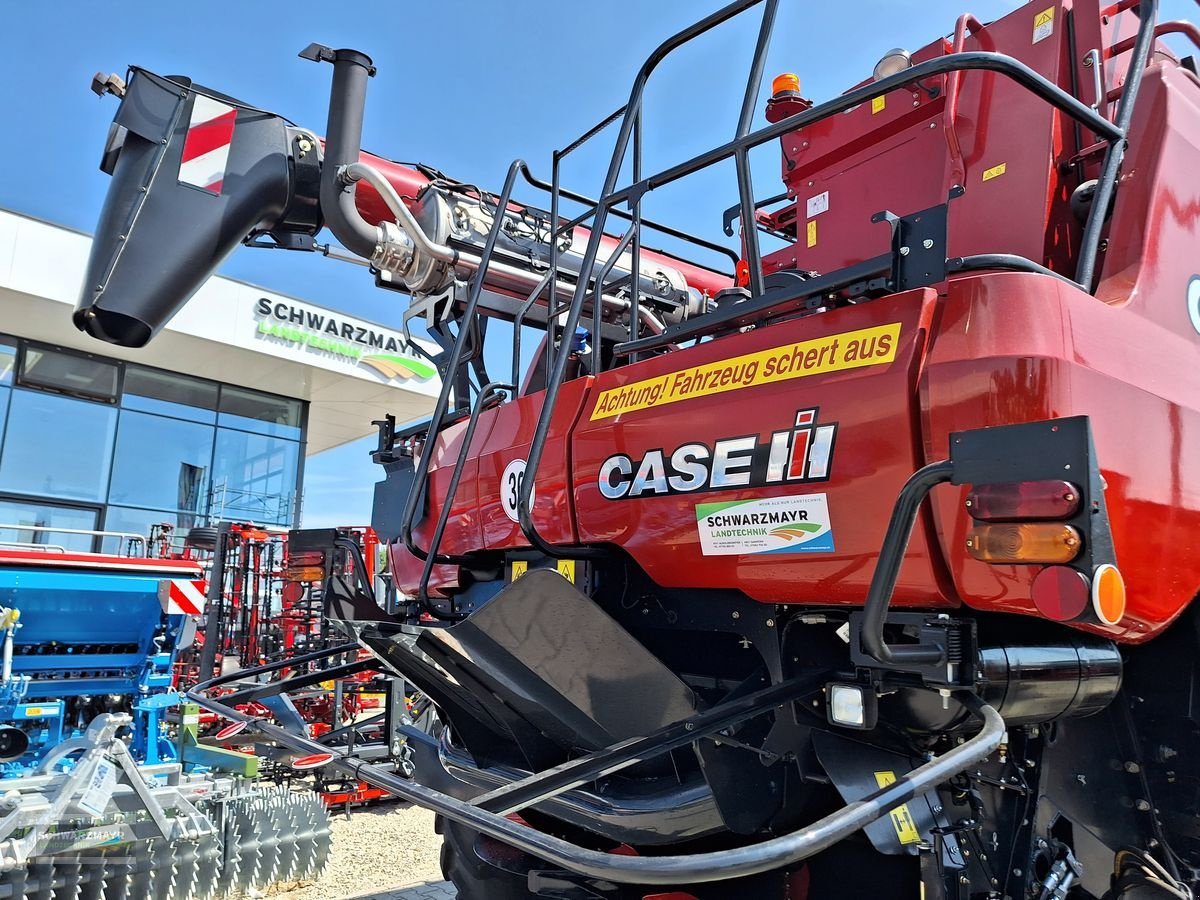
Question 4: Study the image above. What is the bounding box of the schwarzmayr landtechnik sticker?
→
[695,494,834,556]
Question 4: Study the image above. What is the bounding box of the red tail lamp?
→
[1031,566,1091,621]
[966,480,1081,522]
[966,523,1082,565]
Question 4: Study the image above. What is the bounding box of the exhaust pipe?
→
[300,44,380,260]
[75,69,296,347]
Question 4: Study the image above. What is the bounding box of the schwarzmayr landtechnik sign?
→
[254,298,436,382]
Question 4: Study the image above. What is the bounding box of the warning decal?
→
[178,95,237,194]
[158,579,207,616]
[590,323,901,420]
[873,771,923,845]
[982,162,1007,182]
[1033,7,1055,43]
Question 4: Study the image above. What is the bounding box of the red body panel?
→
[923,62,1200,643]
[391,380,590,596]
[571,290,955,607]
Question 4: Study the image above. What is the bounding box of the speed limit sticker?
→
[501,459,534,523]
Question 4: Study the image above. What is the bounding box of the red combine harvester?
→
[77,1,1200,896]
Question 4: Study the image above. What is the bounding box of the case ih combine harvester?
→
[73,0,1200,896]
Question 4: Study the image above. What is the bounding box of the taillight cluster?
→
[963,478,1125,626]
[285,549,326,583]
[965,479,1082,565]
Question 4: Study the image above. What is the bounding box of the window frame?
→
[0,492,105,553]
[16,341,121,404]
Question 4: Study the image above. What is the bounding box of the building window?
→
[211,429,299,525]
[0,498,99,553]
[0,389,117,502]
[0,337,15,386]
[122,365,218,424]
[18,346,119,402]
[108,411,214,514]
[0,336,307,539]
[218,385,302,440]
[101,506,195,555]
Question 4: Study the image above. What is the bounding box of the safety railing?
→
[0,524,148,556]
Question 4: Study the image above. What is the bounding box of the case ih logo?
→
[598,408,837,500]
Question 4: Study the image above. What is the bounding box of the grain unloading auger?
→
[77,0,1200,897]
[77,47,727,351]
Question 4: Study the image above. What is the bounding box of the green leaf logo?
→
[359,354,438,381]
[770,522,823,541]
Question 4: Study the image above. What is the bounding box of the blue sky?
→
[0,0,1192,527]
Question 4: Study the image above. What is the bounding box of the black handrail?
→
[518,163,738,270]
[600,50,1122,214]
[591,225,637,374]
[1075,0,1158,289]
[517,0,777,559]
[511,270,554,391]
[417,381,513,618]
[860,460,955,666]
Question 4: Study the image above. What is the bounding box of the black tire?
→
[183,526,220,550]
[438,816,532,899]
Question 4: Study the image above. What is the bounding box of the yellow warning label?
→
[1033,6,1055,43]
[874,771,922,844]
[510,560,528,581]
[871,96,886,114]
[21,707,49,717]
[556,560,576,583]
[590,322,902,420]
[982,162,1007,182]
[806,219,818,248]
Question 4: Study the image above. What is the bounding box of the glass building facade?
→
[0,334,306,553]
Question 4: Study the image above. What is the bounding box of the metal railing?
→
[0,524,148,556]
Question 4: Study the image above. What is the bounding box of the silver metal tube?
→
[342,162,645,315]
[189,682,1002,885]
[341,162,456,264]
[0,524,146,555]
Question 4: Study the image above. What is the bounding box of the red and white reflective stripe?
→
[158,579,207,616]
[177,95,237,194]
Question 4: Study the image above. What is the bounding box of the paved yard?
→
[359,880,456,900]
